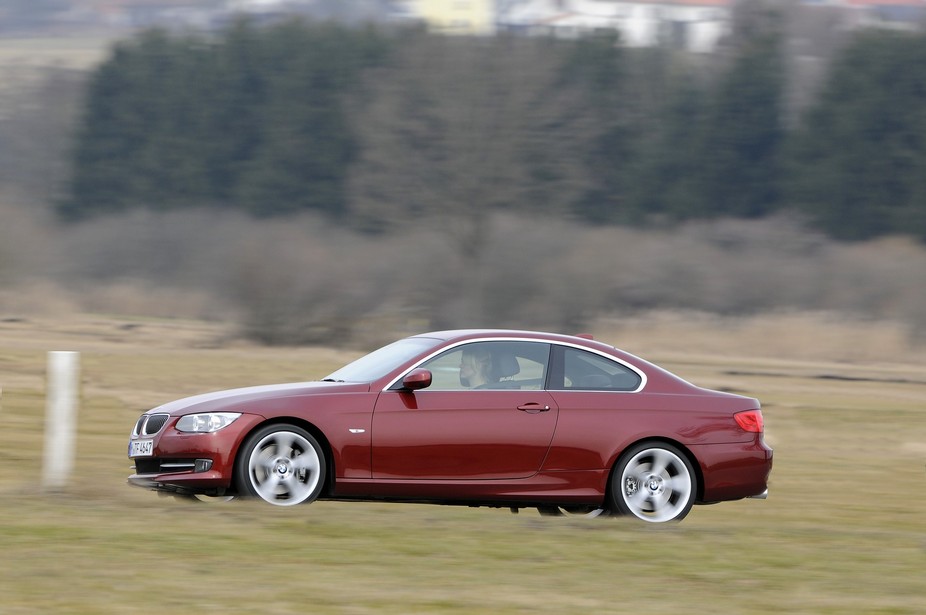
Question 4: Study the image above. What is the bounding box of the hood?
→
[149,381,371,416]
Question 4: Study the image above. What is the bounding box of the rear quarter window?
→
[555,347,642,391]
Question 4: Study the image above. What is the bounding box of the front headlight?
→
[176,412,241,433]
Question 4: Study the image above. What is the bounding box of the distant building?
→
[844,0,926,29]
[497,1,734,53]
[398,0,496,35]
[11,1,924,48]
[798,0,926,29]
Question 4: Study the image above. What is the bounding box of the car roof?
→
[412,329,630,358]
[413,329,602,345]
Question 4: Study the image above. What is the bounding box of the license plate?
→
[129,439,153,457]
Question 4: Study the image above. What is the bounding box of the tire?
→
[537,506,609,518]
[609,442,696,523]
[172,493,237,503]
[190,494,237,503]
[235,424,326,506]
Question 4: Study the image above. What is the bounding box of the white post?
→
[43,351,80,491]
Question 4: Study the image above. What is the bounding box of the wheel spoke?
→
[649,449,671,478]
[273,432,295,458]
[277,474,296,494]
[665,475,691,497]
[628,485,649,509]
[254,474,280,501]
[650,490,671,511]
[253,448,276,478]
[293,452,320,476]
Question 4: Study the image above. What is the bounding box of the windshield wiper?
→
[320,378,344,382]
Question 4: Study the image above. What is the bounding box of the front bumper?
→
[127,468,232,496]
[127,412,263,494]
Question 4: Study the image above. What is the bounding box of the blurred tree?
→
[788,30,926,241]
[236,21,388,217]
[62,20,387,221]
[202,19,267,203]
[345,32,598,325]
[62,12,926,245]
[573,4,786,226]
[564,32,635,224]
[696,20,785,219]
[348,33,595,229]
[63,30,214,218]
[628,62,711,223]
[62,38,149,219]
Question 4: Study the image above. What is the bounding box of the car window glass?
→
[325,337,442,382]
[556,347,642,391]
[419,341,550,391]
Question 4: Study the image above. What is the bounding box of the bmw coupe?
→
[128,330,772,522]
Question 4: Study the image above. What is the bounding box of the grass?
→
[0,34,118,70]
[1,313,924,614]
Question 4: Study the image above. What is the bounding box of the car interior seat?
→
[491,352,521,382]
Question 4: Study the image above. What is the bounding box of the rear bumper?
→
[692,437,773,502]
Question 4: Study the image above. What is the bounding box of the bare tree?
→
[346,33,596,325]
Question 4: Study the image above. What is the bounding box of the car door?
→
[541,344,649,470]
[371,341,558,480]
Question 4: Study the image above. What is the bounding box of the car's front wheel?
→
[610,442,696,523]
[235,424,326,506]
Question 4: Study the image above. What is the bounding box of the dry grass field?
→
[0,313,924,614]
[0,35,117,71]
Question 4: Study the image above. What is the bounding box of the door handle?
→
[517,403,551,413]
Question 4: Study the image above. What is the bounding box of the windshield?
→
[324,337,442,383]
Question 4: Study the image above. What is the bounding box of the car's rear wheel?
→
[610,442,695,523]
[235,424,326,506]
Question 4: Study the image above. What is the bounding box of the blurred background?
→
[2,0,926,346]
[2,4,926,613]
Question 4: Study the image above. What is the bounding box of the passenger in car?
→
[459,346,494,388]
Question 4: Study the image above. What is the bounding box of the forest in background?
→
[60,13,926,241]
[2,4,926,345]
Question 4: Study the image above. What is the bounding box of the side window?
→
[553,347,642,391]
[418,341,550,391]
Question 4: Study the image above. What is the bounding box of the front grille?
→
[135,413,169,436]
[133,416,146,436]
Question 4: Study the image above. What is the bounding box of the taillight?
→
[734,409,764,433]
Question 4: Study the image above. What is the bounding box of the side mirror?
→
[402,368,432,391]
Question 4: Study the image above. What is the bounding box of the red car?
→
[128,330,772,522]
